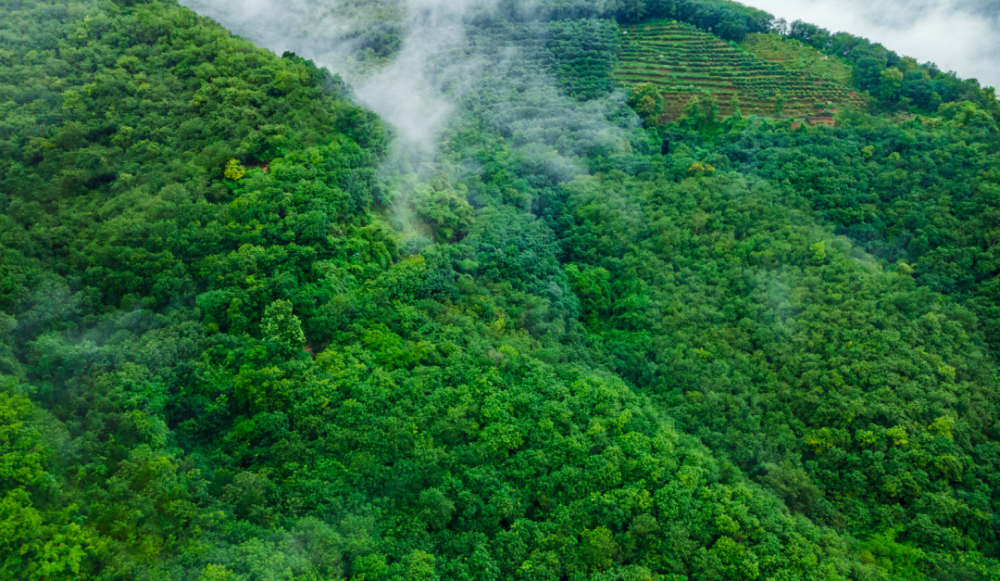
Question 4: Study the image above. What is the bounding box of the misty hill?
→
[2,0,1000,579]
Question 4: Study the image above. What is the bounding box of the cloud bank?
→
[742,0,1000,89]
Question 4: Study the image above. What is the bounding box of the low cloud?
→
[743,0,1000,88]
[179,0,639,168]
[351,2,483,148]
[181,0,495,149]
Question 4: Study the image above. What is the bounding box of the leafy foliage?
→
[4,0,1000,579]
[779,18,998,114]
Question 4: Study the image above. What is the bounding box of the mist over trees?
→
[2,0,1000,579]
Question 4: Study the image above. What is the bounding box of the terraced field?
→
[742,32,853,85]
[616,21,865,122]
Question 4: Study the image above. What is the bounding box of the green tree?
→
[628,83,664,126]
[262,300,305,346]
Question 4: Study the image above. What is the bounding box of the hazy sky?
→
[743,0,1000,89]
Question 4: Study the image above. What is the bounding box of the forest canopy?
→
[2,0,1000,579]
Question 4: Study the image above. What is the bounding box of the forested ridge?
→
[3,0,1000,579]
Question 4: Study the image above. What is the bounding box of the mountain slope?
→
[616,20,863,121]
[3,0,1000,579]
[0,1,877,578]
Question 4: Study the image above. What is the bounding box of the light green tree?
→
[262,300,305,346]
[225,158,246,181]
[628,83,664,126]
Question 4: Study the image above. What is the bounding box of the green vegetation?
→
[3,0,1000,579]
[781,19,996,114]
[616,21,863,121]
[183,0,407,79]
[742,32,853,85]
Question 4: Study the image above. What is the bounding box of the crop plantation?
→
[741,32,854,85]
[616,21,865,122]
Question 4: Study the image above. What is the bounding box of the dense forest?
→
[2,0,1000,579]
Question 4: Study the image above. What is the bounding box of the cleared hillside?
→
[742,32,854,85]
[616,20,865,122]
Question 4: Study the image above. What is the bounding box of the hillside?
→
[616,21,864,122]
[3,0,1000,579]
[741,32,853,85]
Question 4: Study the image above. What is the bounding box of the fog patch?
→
[182,0,498,151]
[353,7,478,149]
